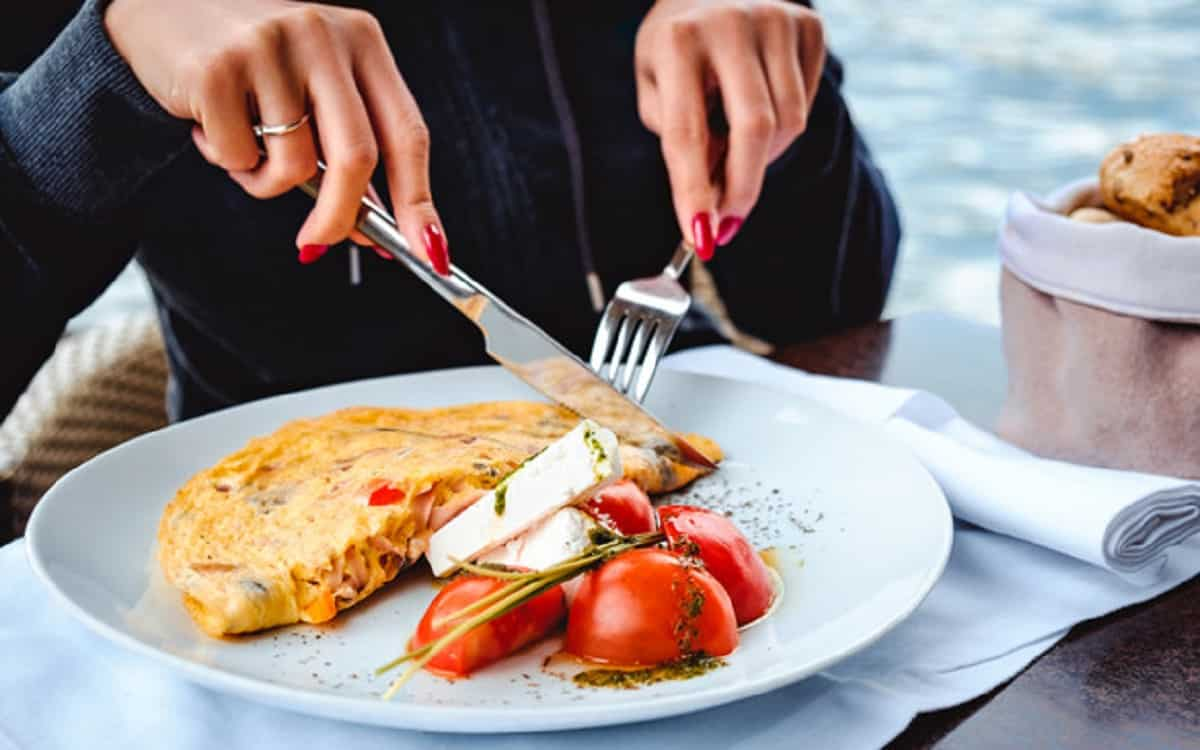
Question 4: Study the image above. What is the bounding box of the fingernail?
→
[372,245,393,261]
[716,216,744,247]
[422,224,451,276]
[298,244,329,265]
[691,212,715,261]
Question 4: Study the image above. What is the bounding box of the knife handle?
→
[299,167,480,311]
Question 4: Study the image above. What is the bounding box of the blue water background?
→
[824,0,1200,322]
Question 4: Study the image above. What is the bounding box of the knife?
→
[299,172,718,470]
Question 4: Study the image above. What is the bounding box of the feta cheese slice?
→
[477,507,600,572]
[425,420,620,577]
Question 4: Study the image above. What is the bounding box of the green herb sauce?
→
[583,426,609,481]
[572,654,726,690]
[586,526,618,547]
[489,444,551,517]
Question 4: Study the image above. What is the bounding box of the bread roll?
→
[1068,206,1120,224]
[1099,133,1200,236]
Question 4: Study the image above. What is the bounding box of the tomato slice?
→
[565,548,737,666]
[368,484,406,507]
[409,576,565,678]
[582,479,656,535]
[658,505,774,625]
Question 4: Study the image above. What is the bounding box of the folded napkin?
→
[665,346,1200,582]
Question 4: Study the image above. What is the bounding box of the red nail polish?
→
[372,245,393,261]
[422,224,450,276]
[691,212,715,261]
[298,244,328,264]
[716,216,744,247]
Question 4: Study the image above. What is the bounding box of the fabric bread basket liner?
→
[998,178,1200,479]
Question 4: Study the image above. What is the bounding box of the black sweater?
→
[0,0,900,421]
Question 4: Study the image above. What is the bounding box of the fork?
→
[588,241,694,402]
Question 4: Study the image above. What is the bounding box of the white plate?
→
[26,367,951,733]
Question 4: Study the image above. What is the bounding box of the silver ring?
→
[253,112,310,138]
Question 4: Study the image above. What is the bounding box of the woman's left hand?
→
[635,0,825,259]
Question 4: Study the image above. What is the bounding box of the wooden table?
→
[778,312,1200,749]
[3,312,1199,747]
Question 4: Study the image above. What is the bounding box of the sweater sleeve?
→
[703,52,902,344]
[0,0,191,419]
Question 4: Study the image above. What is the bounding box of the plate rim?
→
[26,364,953,733]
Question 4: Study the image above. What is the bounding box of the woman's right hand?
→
[103,0,449,273]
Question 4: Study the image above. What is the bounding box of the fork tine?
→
[589,302,624,372]
[605,314,634,382]
[618,318,653,394]
[633,320,675,402]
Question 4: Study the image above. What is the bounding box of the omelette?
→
[159,401,721,637]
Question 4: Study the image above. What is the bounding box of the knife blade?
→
[299,174,718,470]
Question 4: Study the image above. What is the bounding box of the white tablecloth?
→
[4,348,1200,749]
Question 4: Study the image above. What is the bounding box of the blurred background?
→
[827,0,1200,324]
[67,0,1200,331]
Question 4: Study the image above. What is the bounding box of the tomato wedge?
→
[658,505,774,625]
[565,548,737,666]
[409,576,565,678]
[582,479,656,535]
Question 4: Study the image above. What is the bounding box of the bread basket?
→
[997,178,1200,479]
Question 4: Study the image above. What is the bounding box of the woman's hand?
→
[635,0,825,259]
[104,0,449,272]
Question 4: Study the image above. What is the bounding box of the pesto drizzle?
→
[491,422,606,517]
[582,425,609,481]
[572,654,726,690]
[490,446,546,517]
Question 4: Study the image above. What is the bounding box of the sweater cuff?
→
[0,0,190,218]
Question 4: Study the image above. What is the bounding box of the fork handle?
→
[664,241,694,281]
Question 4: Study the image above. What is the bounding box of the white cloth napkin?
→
[7,346,1200,750]
[666,345,1200,583]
